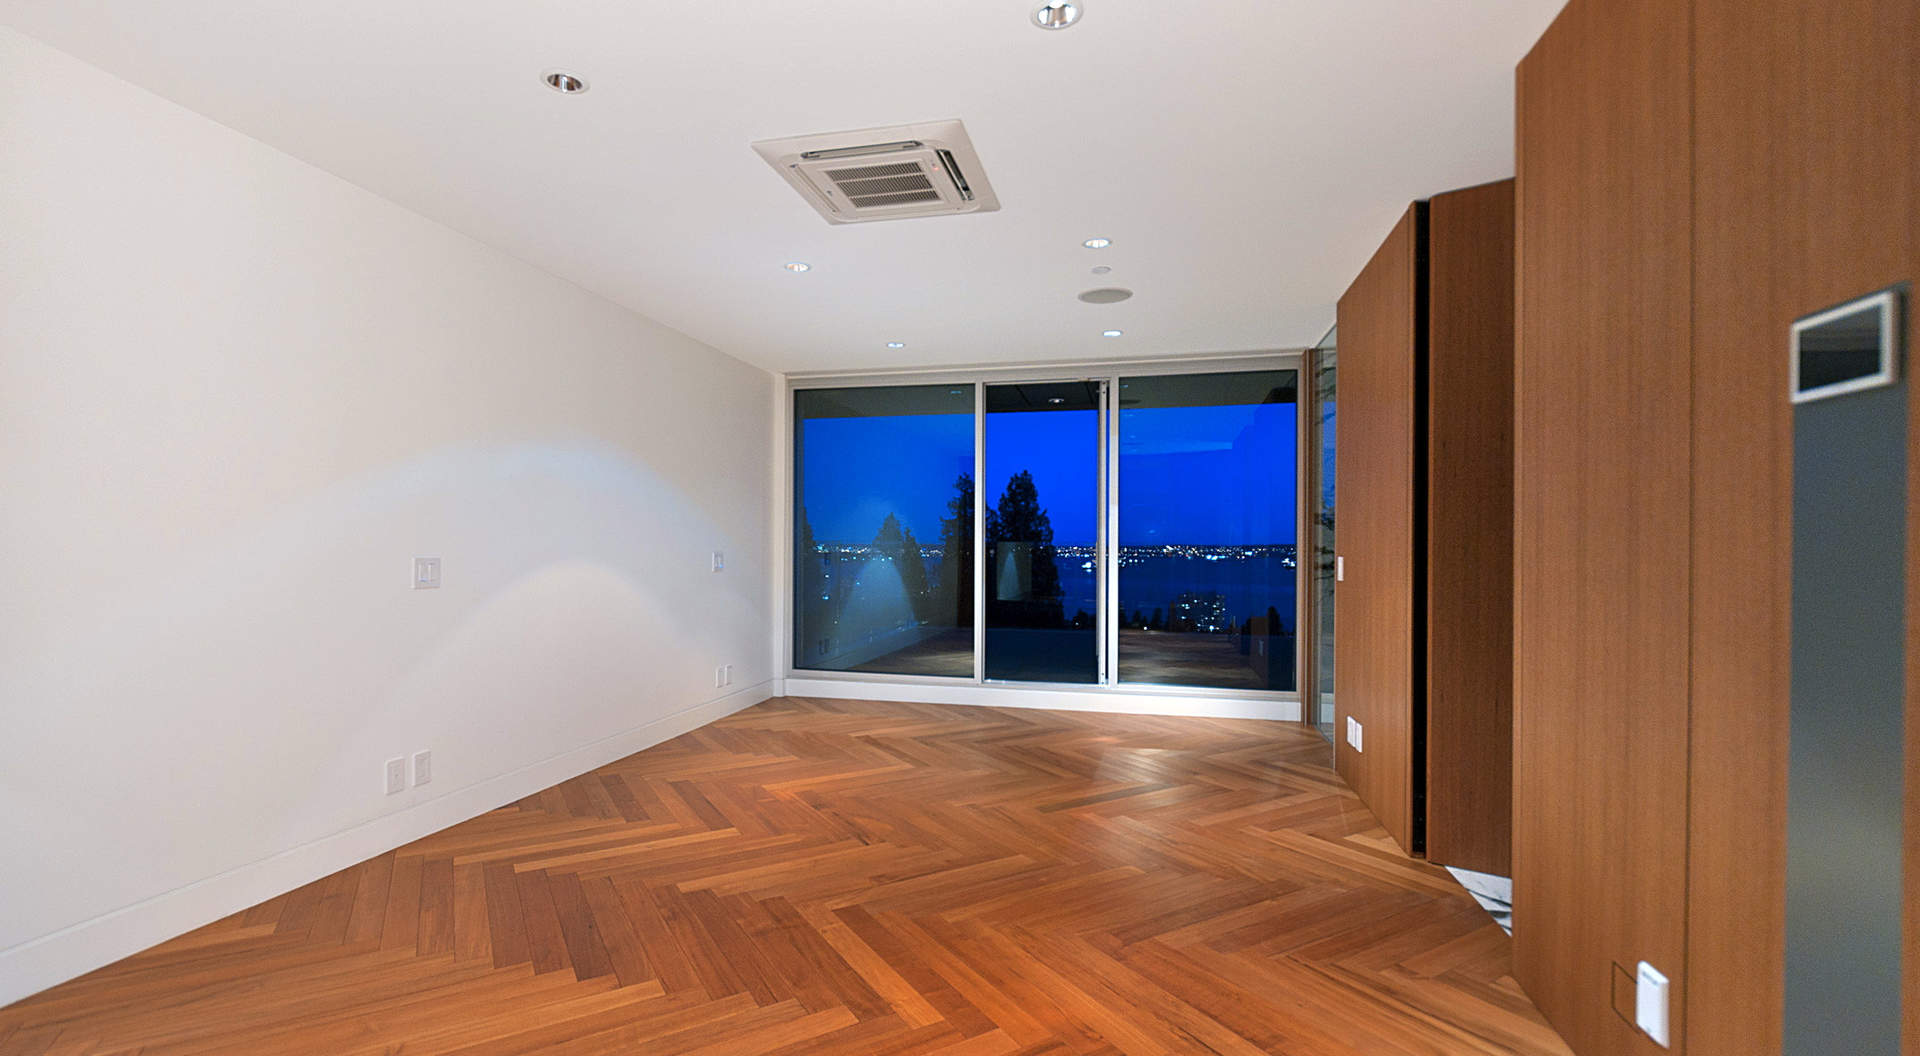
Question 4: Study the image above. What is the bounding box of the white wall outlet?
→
[412,749,432,786]
[1345,717,1364,752]
[711,550,725,572]
[722,664,733,686]
[715,665,728,688]
[1635,961,1671,1047]
[384,757,407,795]
[1335,555,1345,582]
[412,556,441,590]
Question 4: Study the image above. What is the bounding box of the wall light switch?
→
[1335,555,1344,582]
[712,550,725,572]
[1345,717,1363,752]
[412,750,432,786]
[413,557,441,590]
[384,757,407,795]
[1635,961,1671,1047]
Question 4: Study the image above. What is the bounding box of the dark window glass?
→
[1116,370,1299,690]
[983,381,1102,683]
[792,385,974,676]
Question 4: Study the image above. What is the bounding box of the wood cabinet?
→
[1334,180,1514,875]
[1512,0,1916,1052]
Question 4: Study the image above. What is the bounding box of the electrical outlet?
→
[412,557,441,590]
[384,757,407,795]
[716,665,727,688]
[723,664,733,686]
[711,550,725,572]
[412,750,432,786]
[1346,717,1364,752]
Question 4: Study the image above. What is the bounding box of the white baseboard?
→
[781,677,1301,722]
[0,680,774,1008]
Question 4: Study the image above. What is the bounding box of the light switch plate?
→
[413,557,441,590]
[712,550,725,572]
[412,750,432,786]
[384,757,407,795]
[1335,555,1344,582]
[1635,961,1671,1047]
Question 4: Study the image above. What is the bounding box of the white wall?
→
[0,26,775,1005]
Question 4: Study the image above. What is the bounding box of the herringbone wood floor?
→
[0,697,1573,1056]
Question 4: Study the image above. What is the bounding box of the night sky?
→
[800,403,1297,546]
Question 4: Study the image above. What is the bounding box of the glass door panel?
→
[983,381,1102,683]
[1115,370,1299,690]
[1310,335,1337,737]
[792,384,976,677]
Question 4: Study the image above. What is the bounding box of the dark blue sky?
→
[800,403,1296,546]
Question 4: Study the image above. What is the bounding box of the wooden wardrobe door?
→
[1425,179,1515,877]
[1687,0,1918,1051]
[1334,208,1418,851]
[1513,0,1693,1051]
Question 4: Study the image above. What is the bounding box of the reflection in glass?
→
[1116,371,1298,690]
[792,385,974,676]
[1310,332,1337,737]
[984,382,1101,683]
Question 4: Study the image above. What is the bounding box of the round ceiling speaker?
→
[1078,287,1134,304]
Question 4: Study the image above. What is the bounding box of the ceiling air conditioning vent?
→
[752,120,1000,225]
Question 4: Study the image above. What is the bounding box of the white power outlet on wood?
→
[1345,717,1364,752]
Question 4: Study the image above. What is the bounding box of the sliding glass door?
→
[791,359,1303,697]
[1113,370,1299,691]
[983,381,1102,683]
[792,384,976,677]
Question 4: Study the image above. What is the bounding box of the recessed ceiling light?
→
[1103,329,1124,338]
[784,261,811,273]
[1047,397,1067,404]
[1033,2,1082,30]
[1083,237,1111,249]
[543,70,588,94]
[887,341,905,349]
[1091,265,1112,275]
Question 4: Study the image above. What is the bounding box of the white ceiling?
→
[0,1,1565,374]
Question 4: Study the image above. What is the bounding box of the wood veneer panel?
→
[1686,1,1917,1051]
[1513,0,1693,1051]
[1425,178,1516,877]
[1335,207,1419,852]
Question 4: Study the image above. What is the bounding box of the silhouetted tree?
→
[1149,607,1165,631]
[987,470,1064,628]
[932,473,974,628]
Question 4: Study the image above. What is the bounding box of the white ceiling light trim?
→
[1033,3,1082,30]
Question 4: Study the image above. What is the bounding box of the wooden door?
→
[1686,0,1918,1051]
[1425,179,1515,876]
[1334,207,1419,852]
[1513,0,1694,1051]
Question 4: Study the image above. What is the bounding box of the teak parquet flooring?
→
[0,697,1573,1056]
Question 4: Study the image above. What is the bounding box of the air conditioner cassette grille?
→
[753,120,1000,225]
